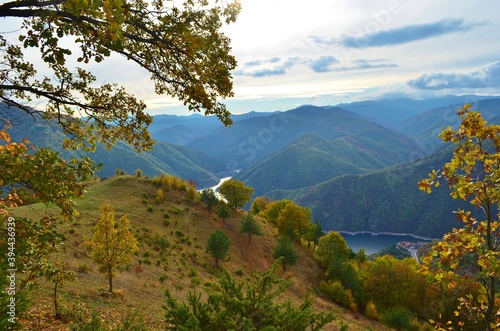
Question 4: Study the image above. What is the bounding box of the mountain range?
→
[3,95,500,237]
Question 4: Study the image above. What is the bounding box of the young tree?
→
[206,230,231,266]
[156,237,170,256]
[217,202,231,224]
[219,179,254,210]
[0,216,66,326]
[273,236,299,272]
[200,188,219,212]
[155,188,164,204]
[85,204,138,293]
[164,262,336,330]
[419,104,500,330]
[43,260,76,318]
[239,214,263,244]
[186,184,199,202]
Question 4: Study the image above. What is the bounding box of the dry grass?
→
[11,175,389,330]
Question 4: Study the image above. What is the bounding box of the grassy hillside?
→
[10,176,388,330]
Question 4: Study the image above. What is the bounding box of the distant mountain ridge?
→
[397,98,500,154]
[337,95,499,128]
[0,105,226,187]
[185,105,424,173]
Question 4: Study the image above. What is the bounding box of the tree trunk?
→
[248,233,252,244]
[215,257,219,266]
[54,280,59,318]
[108,268,113,293]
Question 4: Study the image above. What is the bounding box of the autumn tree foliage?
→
[0,125,94,218]
[260,199,313,241]
[419,104,500,330]
[0,0,241,151]
[262,199,292,225]
[84,204,138,293]
[315,231,350,268]
[219,179,254,210]
[155,188,164,204]
[249,196,272,215]
[276,202,311,240]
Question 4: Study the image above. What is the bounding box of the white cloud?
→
[408,61,500,90]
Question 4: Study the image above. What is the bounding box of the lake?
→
[339,232,435,255]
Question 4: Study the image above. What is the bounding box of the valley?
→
[3,95,500,330]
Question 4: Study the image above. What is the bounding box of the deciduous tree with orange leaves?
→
[419,104,500,330]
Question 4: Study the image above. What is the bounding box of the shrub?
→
[70,311,103,331]
[382,306,413,330]
[59,295,92,325]
[146,206,154,212]
[365,301,380,321]
[77,264,90,274]
[319,280,355,309]
[115,310,148,331]
[188,268,197,277]
[190,277,201,287]
[168,206,182,215]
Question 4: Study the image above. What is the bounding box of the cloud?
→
[333,59,398,72]
[310,18,483,49]
[310,56,339,73]
[236,56,398,76]
[408,61,500,90]
[235,57,306,77]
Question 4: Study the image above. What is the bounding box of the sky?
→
[154,0,500,115]
[3,0,500,116]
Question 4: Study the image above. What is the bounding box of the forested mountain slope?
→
[267,146,474,238]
